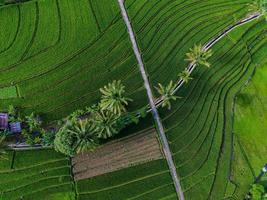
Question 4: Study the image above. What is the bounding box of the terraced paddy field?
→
[0,0,148,122]
[76,159,177,200]
[0,149,75,200]
[231,63,267,199]
[125,0,267,199]
[0,0,267,199]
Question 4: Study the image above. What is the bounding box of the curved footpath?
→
[118,0,261,199]
[155,13,261,106]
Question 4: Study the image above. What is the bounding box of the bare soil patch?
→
[72,128,163,180]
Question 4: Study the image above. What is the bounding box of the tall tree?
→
[178,68,193,84]
[54,120,98,156]
[155,81,179,110]
[90,109,119,139]
[99,80,132,115]
[186,44,213,67]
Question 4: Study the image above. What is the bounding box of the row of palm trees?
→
[1,44,214,157]
[156,44,213,110]
[54,44,213,156]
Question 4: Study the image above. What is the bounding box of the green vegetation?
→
[186,44,213,68]
[54,80,147,156]
[249,184,267,200]
[0,136,7,160]
[76,159,177,200]
[178,69,193,84]
[0,149,75,200]
[126,0,267,199]
[0,86,18,99]
[0,0,266,199]
[99,80,132,115]
[248,0,267,19]
[232,64,267,198]
[156,81,179,110]
[0,0,148,122]
[54,119,99,156]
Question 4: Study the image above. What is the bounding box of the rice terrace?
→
[0,0,267,199]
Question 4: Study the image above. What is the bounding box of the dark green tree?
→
[90,109,120,139]
[99,80,132,116]
[178,68,193,84]
[155,81,179,110]
[54,120,98,156]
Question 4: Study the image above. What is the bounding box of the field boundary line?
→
[127,183,174,200]
[117,0,185,199]
[78,170,169,194]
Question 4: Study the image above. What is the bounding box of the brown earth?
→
[72,128,163,180]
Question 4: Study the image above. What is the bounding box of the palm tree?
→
[186,44,213,67]
[56,120,99,155]
[71,120,99,154]
[90,109,119,139]
[178,68,193,84]
[0,136,7,160]
[248,0,267,19]
[99,80,132,115]
[155,81,179,110]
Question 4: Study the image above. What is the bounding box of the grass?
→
[231,63,267,199]
[0,149,75,200]
[0,86,18,99]
[235,64,267,172]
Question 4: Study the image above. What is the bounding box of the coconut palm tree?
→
[155,81,179,110]
[99,80,132,116]
[178,68,193,84]
[186,44,213,67]
[248,0,267,19]
[54,119,98,156]
[71,120,99,154]
[0,136,7,160]
[90,109,119,139]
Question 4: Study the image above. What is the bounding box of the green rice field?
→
[0,0,266,199]
[0,149,75,200]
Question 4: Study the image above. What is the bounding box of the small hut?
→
[9,122,22,133]
[0,113,8,130]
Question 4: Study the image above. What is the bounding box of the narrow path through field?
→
[118,0,185,199]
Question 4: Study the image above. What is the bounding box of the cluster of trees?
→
[156,44,213,110]
[247,184,267,200]
[7,105,45,145]
[54,80,147,156]
[0,44,213,157]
